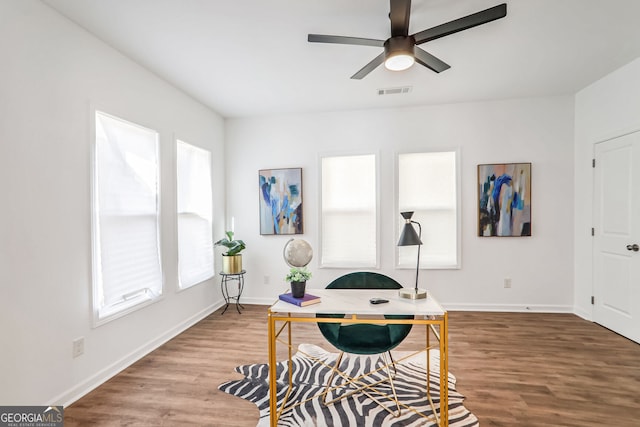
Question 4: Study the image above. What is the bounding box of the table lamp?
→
[397,211,427,299]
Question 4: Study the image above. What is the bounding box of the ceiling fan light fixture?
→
[384,36,415,71]
[385,53,414,71]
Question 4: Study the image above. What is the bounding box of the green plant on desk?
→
[285,267,312,283]
[285,267,312,298]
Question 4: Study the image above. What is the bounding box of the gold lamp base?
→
[399,288,427,300]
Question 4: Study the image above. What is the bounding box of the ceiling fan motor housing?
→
[384,36,415,57]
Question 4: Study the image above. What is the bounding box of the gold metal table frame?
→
[267,289,449,426]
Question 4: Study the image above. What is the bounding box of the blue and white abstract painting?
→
[478,163,531,236]
[259,168,303,235]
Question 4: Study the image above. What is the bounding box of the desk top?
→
[269,288,446,316]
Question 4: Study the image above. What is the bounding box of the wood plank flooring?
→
[65,306,640,426]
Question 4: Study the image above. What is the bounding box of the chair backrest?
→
[317,272,413,355]
[325,271,403,290]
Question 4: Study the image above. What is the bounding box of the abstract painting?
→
[478,163,531,237]
[259,168,303,235]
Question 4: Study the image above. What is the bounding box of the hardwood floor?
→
[65,306,640,426]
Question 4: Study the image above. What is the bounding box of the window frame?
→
[395,149,461,270]
[175,138,214,290]
[91,109,164,326]
[318,151,380,269]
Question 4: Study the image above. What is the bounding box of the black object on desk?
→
[220,270,246,314]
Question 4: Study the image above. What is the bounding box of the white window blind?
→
[176,140,214,289]
[398,151,459,269]
[92,111,162,321]
[320,154,378,267]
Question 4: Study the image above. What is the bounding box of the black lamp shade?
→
[397,211,422,246]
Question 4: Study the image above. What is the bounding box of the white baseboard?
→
[443,302,574,313]
[54,301,224,407]
[573,305,593,321]
[240,297,279,306]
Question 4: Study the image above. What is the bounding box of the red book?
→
[279,292,321,307]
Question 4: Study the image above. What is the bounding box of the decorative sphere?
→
[283,239,313,267]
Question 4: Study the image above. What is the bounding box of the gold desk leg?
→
[426,323,431,400]
[287,320,292,386]
[440,313,449,426]
[268,310,277,427]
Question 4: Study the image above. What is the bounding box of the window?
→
[320,153,378,267]
[176,140,213,289]
[397,151,459,269]
[92,111,162,322]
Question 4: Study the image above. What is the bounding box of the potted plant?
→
[285,267,312,298]
[214,231,246,274]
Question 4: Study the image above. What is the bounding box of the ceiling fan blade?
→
[389,0,411,37]
[308,34,384,47]
[413,47,450,73]
[413,3,507,45]
[351,52,385,79]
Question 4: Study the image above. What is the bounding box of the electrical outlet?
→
[264,275,270,285]
[504,278,512,288]
[72,337,84,358]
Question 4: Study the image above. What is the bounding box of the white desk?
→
[267,289,449,426]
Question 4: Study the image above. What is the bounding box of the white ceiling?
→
[43,0,640,118]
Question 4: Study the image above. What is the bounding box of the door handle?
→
[627,244,639,252]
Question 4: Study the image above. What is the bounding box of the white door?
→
[593,131,640,343]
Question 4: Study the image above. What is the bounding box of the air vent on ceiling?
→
[377,86,412,96]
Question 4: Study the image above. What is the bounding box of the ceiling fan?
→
[308,0,507,79]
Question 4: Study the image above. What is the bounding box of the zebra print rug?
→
[219,343,478,426]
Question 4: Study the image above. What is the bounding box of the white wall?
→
[226,96,575,311]
[574,57,640,319]
[0,1,226,405]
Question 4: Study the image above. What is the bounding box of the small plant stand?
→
[220,270,246,314]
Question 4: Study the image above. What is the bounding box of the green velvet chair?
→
[316,271,413,416]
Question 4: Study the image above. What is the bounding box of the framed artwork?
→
[478,163,531,237]
[259,168,303,235]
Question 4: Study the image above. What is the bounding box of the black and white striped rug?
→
[219,344,478,426]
